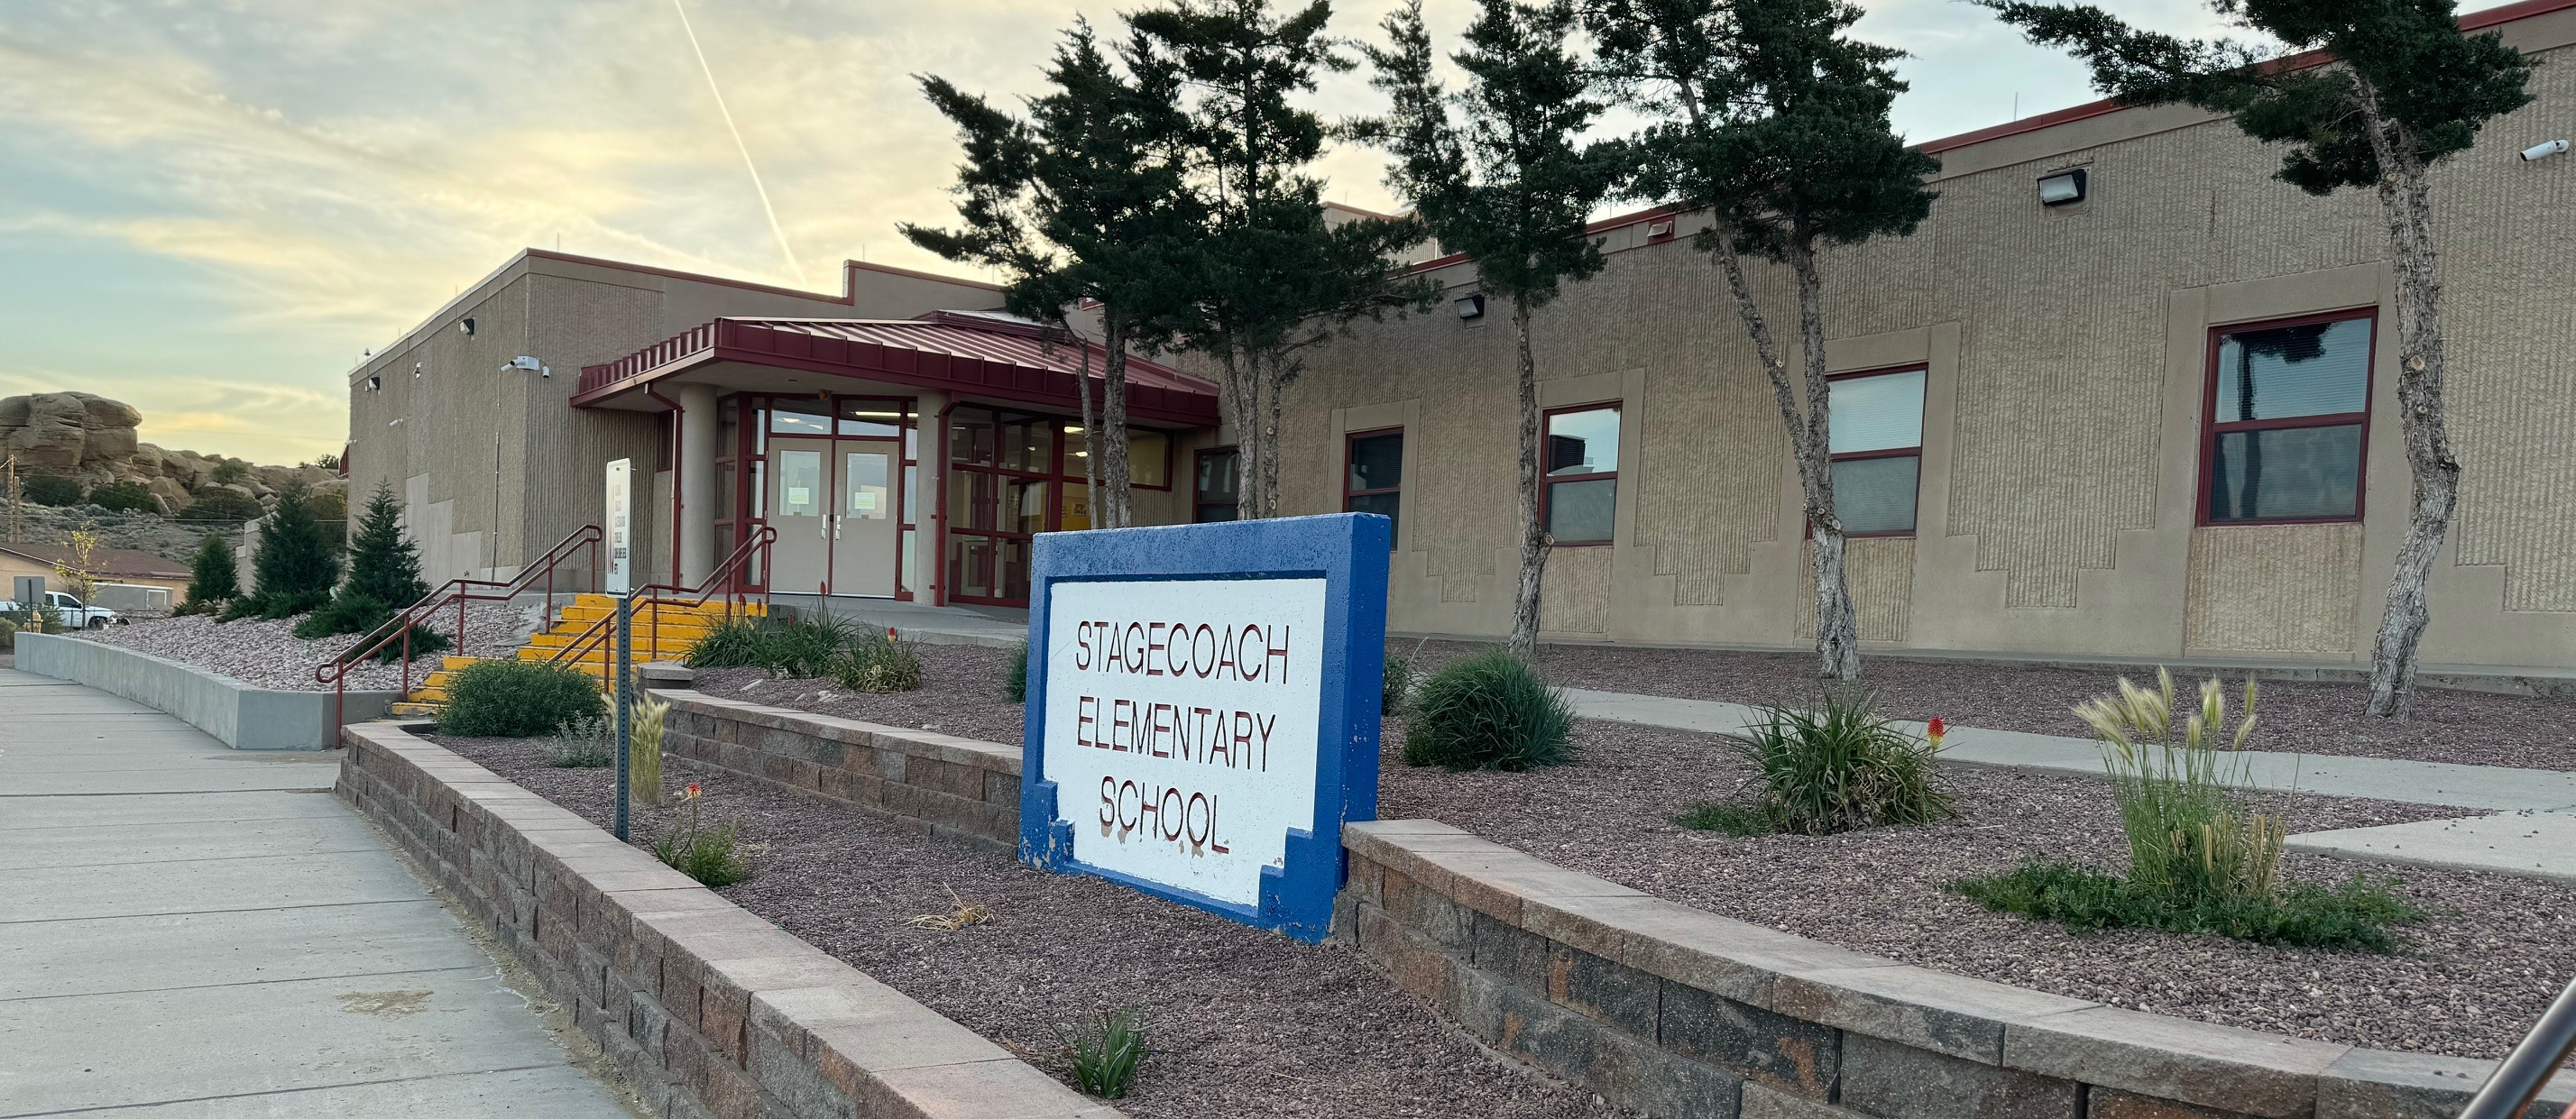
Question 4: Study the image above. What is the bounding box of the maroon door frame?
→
[717,393,918,598]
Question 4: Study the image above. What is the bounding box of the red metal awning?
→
[573,311,1219,427]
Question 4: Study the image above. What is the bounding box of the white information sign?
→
[1041,577,1327,906]
[604,458,632,594]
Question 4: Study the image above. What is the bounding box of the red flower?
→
[1927,717,1946,738]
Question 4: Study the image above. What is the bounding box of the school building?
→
[344,0,2576,672]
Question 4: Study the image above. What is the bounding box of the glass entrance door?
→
[767,437,832,594]
[830,442,900,597]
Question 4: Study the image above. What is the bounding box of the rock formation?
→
[0,391,342,515]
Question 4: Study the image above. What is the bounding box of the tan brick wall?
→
[1279,38,2576,669]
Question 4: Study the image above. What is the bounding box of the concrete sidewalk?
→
[0,668,637,1118]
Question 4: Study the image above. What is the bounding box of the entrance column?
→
[676,382,719,585]
[915,390,948,606]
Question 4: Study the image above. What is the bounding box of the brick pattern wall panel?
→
[1622,245,1791,608]
[2440,53,2576,611]
[1797,537,1917,643]
[1541,546,1613,635]
[2184,524,2364,656]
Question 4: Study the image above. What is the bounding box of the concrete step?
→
[389,702,444,718]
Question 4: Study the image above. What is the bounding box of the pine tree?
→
[1979,0,2534,716]
[230,481,341,620]
[1358,0,1621,659]
[1590,0,1939,681]
[903,20,1201,529]
[1133,0,1437,518]
[181,531,238,614]
[342,482,429,610]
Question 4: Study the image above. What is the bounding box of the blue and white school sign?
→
[1019,513,1389,942]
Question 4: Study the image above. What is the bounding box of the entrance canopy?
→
[572,310,1220,427]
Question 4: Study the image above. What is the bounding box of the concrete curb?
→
[335,720,1123,1119]
[12,631,398,750]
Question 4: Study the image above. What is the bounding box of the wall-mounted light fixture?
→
[365,375,382,392]
[1456,293,1486,320]
[2038,168,2088,206]
[2522,139,2569,161]
[503,356,549,378]
[1645,218,1677,241]
[458,317,477,336]
[388,418,404,427]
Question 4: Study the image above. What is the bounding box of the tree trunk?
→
[1508,294,1549,661]
[1709,229,1859,680]
[2357,91,2461,719]
[1261,348,1286,519]
[1100,316,1134,530]
[1071,319,1101,533]
[1222,339,1267,519]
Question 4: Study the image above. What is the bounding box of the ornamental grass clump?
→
[1402,650,1575,771]
[1724,692,1955,836]
[684,611,870,680]
[545,715,613,767]
[1381,650,1418,716]
[1003,637,1030,702]
[832,627,923,693]
[1055,1007,1149,1100]
[1952,669,2422,951]
[650,782,752,887]
[630,690,668,807]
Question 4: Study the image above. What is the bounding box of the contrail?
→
[671,0,805,284]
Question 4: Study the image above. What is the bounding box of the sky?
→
[0,0,2243,464]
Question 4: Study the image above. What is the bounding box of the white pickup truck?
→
[0,591,124,629]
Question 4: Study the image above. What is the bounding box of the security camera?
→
[2523,140,2569,161]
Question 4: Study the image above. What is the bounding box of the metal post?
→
[612,592,633,842]
[2460,976,2576,1119]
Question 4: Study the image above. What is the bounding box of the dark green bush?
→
[1055,1007,1149,1099]
[180,532,239,615]
[88,481,157,513]
[1732,690,1956,836]
[181,489,264,525]
[220,587,331,622]
[23,474,83,506]
[682,616,765,668]
[832,629,923,693]
[1402,651,1575,771]
[437,658,604,738]
[1950,861,2423,952]
[236,482,339,618]
[1005,637,1029,702]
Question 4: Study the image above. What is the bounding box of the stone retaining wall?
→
[656,691,1020,852]
[1339,820,2559,1119]
[335,721,1118,1119]
[14,631,397,749]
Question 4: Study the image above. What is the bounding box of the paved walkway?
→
[0,668,636,1118]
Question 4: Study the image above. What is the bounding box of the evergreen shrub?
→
[1730,691,1956,836]
[437,659,603,738]
[1402,651,1574,771]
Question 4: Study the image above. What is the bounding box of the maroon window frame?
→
[1192,445,1240,523]
[1539,403,1621,546]
[1343,427,1403,546]
[2195,307,2376,527]
[1825,366,1926,539]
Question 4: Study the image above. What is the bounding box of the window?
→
[1826,368,1925,536]
[1063,426,1172,488]
[1194,447,1240,522]
[1345,429,1403,546]
[1542,405,1620,545]
[2202,311,2374,524]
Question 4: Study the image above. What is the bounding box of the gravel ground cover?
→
[433,732,1617,1119]
[77,603,530,691]
[1379,717,2575,1059]
[690,643,1028,745]
[1400,639,2576,772]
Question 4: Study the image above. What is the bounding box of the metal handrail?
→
[544,526,777,680]
[312,524,604,732]
[2461,975,2576,1119]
